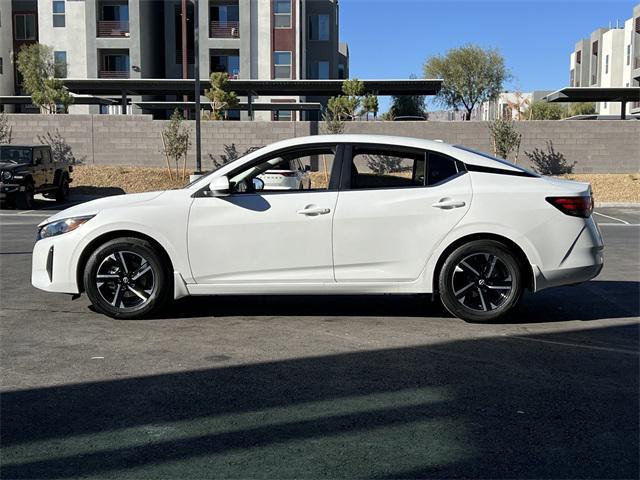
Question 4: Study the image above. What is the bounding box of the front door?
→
[332,145,472,282]
[188,144,339,284]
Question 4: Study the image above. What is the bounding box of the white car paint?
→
[31,134,604,317]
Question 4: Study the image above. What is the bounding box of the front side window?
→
[309,14,329,41]
[274,51,292,79]
[14,14,37,40]
[228,146,335,193]
[273,0,291,28]
[54,51,67,78]
[53,1,65,27]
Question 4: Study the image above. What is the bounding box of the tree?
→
[388,95,426,119]
[424,44,510,120]
[16,43,73,114]
[526,141,576,175]
[38,130,84,164]
[321,107,345,134]
[524,101,566,120]
[366,154,411,175]
[568,102,596,117]
[0,113,12,144]
[325,79,371,121]
[204,72,239,120]
[162,109,191,179]
[209,144,260,169]
[361,93,379,120]
[488,118,522,162]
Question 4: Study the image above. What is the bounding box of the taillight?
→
[546,195,593,218]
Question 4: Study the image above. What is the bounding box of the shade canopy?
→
[544,87,640,103]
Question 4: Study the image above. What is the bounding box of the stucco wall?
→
[4,115,639,174]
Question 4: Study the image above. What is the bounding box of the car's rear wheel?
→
[83,237,171,319]
[439,240,523,323]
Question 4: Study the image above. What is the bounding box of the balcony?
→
[98,70,130,78]
[209,20,239,38]
[97,20,130,37]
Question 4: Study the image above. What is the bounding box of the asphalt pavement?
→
[0,199,638,479]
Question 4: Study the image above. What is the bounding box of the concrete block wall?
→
[4,115,639,173]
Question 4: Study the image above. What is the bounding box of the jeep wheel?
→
[15,183,34,210]
[56,176,70,202]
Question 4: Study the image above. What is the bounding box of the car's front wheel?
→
[83,237,171,319]
[439,240,523,323]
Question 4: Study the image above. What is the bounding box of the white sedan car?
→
[32,135,604,322]
[257,157,312,190]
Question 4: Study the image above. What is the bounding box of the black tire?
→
[83,237,172,319]
[438,240,523,323]
[15,183,34,210]
[55,175,70,202]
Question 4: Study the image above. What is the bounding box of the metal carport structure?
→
[543,87,640,120]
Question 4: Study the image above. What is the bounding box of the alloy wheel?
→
[451,252,514,312]
[95,251,155,309]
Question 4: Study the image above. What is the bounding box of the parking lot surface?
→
[1,201,638,479]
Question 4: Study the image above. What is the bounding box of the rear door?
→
[332,145,472,282]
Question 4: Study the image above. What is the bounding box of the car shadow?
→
[1,324,637,479]
[141,280,639,323]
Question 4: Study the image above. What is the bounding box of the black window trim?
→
[339,142,468,192]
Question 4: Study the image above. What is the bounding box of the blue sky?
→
[339,0,637,112]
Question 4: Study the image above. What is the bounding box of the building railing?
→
[97,20,130,37]
[209,21,239,38]
[98,70,130,78]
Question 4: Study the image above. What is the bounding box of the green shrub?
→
[525,141,576,175]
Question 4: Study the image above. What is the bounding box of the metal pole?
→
[121,90,127,115]
[621,101,626,120]
[193,0,202,174]
[181,0,188,119]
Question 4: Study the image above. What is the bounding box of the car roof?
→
[255,134,524,172]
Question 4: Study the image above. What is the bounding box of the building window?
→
[0,57,3,75]
[274,51,291,79]
[309,14,329,41]
[273,0,291,28]
[627,45,631,66]
[14,14,37,40]
[210,50,240,78]
[308,60,329,79]
[576,50,581,64]
[54,51,67,78]
[605,54,609,74]
[273,110,293,121]
[53,1,65,27]
[338,63,345,79]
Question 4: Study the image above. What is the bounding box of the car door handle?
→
[297,206,331,216]
[432,198,466,209]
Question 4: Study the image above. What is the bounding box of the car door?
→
[40,148,54,186]
[332,145,472,283]
[187,144,341,284]
[31,148,46,187]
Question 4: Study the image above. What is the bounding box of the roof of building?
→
[61,78,443,96]
[544,87,640,103]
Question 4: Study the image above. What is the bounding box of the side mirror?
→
[252,177,265,191]
[209,175,230,197]
[304,165,311,172]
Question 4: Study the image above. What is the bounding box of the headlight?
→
[37,215,95,240]
[1,171,12,181]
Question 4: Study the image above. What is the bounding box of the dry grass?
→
[71,165,640,203]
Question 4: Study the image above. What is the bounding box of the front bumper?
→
[32,231,82,295]
[0,183,25,198]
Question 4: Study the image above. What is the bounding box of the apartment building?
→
[0,0,349,119]
[569,3,640,115]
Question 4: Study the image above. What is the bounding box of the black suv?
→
[0,145,73,209]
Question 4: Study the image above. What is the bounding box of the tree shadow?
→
[1,324,637,479]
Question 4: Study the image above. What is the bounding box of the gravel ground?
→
[70,165,640,203]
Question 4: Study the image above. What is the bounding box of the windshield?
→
[0,147,32,164]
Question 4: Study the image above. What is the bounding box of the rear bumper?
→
[533,216,604,291]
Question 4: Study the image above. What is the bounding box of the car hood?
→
[39,190,166,227]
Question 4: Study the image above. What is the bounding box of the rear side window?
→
[427,152,459,186]
[349,147,426,190]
